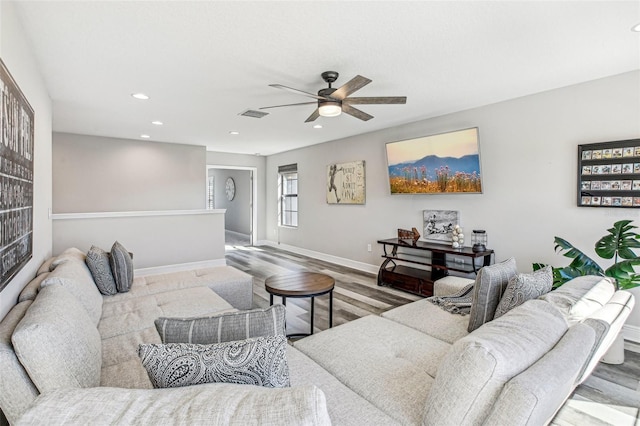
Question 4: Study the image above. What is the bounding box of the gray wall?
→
[265,71,640,329]
[0,2,53,321]
[206,151,266,240]
[53,133,206,213]
[208,168,252,234]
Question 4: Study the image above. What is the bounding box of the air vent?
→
[239,109,269,118]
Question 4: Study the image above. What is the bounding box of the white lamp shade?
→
[318,103,342,117]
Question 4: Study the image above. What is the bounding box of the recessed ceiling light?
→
[632,23,640,32]
[313,124,323,129]
[151,120,163,126]
[229,131,240,135]
[131,93,149,100]
[140,134,150,138]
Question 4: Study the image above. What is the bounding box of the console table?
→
[377,238,494,297]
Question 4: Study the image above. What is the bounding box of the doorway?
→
[206,166,257,247]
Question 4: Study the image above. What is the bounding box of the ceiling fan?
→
[260,71,407,122]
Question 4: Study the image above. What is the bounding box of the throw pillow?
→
[85,246,117,296]
[493,266,553,319]
[155,305,286,344]
[467,257,518,332]
[109,241,133,293]
[138,336,290,389]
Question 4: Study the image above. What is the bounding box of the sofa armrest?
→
[17,383,331,425]
[577,290,635,383]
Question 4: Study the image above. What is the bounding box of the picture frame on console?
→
[423,210,459,243]
[385,127,482,195]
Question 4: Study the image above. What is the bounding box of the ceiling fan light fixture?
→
[318,101,342,117]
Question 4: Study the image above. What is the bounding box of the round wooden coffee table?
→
[265,272,335,337]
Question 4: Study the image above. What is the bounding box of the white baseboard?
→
[134,259,226,277]
[623,324,640,353]
[255,240,379,275]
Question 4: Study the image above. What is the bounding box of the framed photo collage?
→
[578,138,640,208]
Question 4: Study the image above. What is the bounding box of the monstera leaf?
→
[595,220,640,261]
[606,259,640,289]
[553,237,604,276]
[536,220,640,290]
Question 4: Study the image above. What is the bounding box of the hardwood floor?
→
[226,244,640,425]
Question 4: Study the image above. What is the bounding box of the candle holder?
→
[472,230,487,252]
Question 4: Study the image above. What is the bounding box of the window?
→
[278,164,298,227]
[206,176,215,209]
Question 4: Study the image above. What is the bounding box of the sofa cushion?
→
[36,257,55,276]
[154,287,235,318]
[85,245,117,295]
[539,275,616,324]
[155,304,285,344]
[100,326,160,389]
[98,296,164,340]
[110,241,134,293]
[15,384,331,426]
[484,322,595,426]
[434,275,475,297]
[98,287,234,340]
[12,285,102,393]
[287,346,398,425]
[50,247,86,268]
[0,301,39,425]
[139,336,290,389]
[100,358,154,389]
[295,315,450,425]
[424,299,568,425]
[17,273,48,302]
[40,257,103,325]
[494,265,553,319]
[136,266,254,309]
[102,326,161,368]
[381,298,469,344]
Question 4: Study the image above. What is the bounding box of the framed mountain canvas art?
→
[385,128,482,194]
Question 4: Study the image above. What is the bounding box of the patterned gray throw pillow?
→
[85,246,117,295]
[155,305,286,344]
[138,336,290,389]
[467,257,518,332]
[493,266,553,319]
[109,241,133,293]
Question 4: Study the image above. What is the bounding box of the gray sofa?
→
[0,248,635,425]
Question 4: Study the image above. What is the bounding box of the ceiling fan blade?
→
[269,84,327,100]
[343,96,407,105]
[304,108,321,122]
[260,101,316,110]
[342,104,373,121]
[330,75,372,100]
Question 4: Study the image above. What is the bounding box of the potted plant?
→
[534,219,640,290]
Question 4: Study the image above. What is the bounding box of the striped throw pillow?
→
[155,304,286,344]
[467,257,518,332]
[109,241,133,293]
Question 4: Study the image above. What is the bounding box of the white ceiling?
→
[13,1,640,156]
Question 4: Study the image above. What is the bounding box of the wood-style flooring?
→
[225,244,640,426]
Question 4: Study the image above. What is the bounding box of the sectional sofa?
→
[0,248,635,425]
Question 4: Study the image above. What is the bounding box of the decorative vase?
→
[452,225,464,249]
